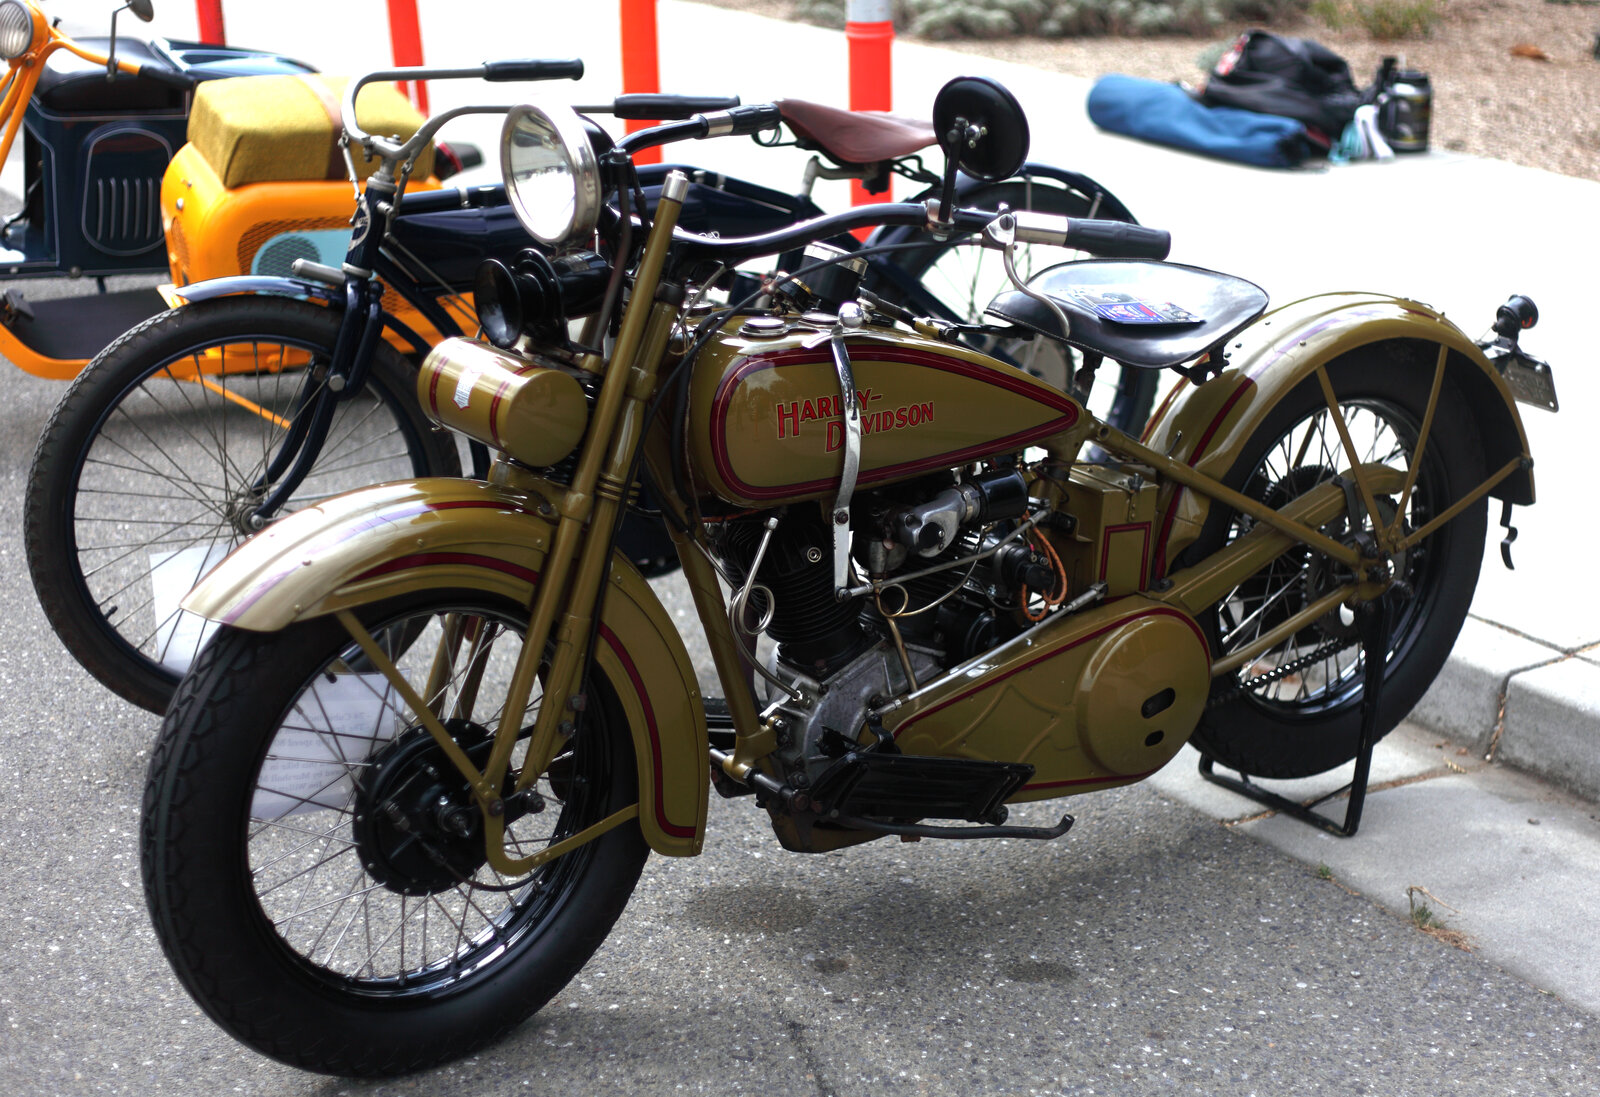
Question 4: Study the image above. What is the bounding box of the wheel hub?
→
[353,718,500,895]
[224,486,270,537]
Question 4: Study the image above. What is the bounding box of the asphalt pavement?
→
[1,2,1598,1095]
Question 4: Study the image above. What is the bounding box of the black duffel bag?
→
[1201,30,1362,146]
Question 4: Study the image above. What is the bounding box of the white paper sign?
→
[252,673,399,819]
[149,543,231,671]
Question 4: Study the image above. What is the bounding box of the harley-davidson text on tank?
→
[689,330,1083,509]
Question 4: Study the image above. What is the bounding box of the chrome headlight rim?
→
[0,0,37,61]
[500,102,602,249]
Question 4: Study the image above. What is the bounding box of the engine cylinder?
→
[721,512,865,672]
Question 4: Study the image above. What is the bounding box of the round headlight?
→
[0,1,36,60]
[501,103,601,249]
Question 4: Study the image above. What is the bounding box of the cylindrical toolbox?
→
[418,338,588,467]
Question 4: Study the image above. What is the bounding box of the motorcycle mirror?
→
[930,76,1030,223]
[106,2,156,82]
[932,76,1030,181]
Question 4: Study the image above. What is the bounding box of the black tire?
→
[868,177,1161,435]
[141,590,649,1076]
[24,296,459,715]
[1188,348,1487,779]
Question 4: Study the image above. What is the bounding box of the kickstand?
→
[1198,590,1397,838]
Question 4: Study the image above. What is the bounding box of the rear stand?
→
[1198,590,1397,838]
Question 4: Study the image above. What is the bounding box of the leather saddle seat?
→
[774,99,938,165]
[986,260,1270,370]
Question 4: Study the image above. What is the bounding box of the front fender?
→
[1142,293,1534,577]
[164,274,340,307]
[183,478,709,857]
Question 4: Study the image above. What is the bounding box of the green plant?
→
[796,0,1312,38]
[1315,862,1334,880]
[1312,0,1443,38]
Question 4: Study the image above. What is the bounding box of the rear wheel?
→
[140,590,648,1076]
[1189,350,1487,779]
[24,296,458,714]
[869,177,1161,434]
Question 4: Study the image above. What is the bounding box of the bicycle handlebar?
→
[341,59,584,162]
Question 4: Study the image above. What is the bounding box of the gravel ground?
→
[700,0,1600,180]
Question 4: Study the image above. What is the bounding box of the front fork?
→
[247,278,387,525]
[340,172,694,876]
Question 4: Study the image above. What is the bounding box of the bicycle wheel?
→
[1188,349,1487,779]
[867,177,1161,434]
[141,590,648,1076]
[25,295,460,715]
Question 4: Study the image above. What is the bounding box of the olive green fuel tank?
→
[687,318,1082,507]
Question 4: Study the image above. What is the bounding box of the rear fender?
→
[183,478,709,856]
[1142,293,1534,578]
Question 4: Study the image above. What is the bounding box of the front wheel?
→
[866,176,1161,435]
[140,591,649,1076]
[24,296,460,714]
[1189,349,1488,779]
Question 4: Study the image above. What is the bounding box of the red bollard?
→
[194,0,225,45]
[846,0,894,231]
[620,0,662,165]
[387,0,429,114]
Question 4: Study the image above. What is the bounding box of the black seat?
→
[985,259,1269,370]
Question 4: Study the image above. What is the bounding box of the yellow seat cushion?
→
[188,74,433,188]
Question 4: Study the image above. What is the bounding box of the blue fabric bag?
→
[1087,74,1310,169]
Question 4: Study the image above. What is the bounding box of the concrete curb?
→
[1498,657,1600,803]
[1411,617,1565,754]
[1415,619,1600,803]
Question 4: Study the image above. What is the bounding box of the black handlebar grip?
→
[138,63,197,90]
[703,104,784,138]
[482,58,585,82]
[613,94,741,119]
[1063,219,1171,260]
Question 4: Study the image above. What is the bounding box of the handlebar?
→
[482,58,585,83]
[600,94,742,120]
[665,197,1171,276]
[1001,210,1171,260]
[341,59,584,163]
[616,104,784,156]
[137,63,198,91]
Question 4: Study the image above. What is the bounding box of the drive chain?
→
[1208,636,1358,708]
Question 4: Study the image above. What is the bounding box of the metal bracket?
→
[828,304,864,597]
[1499,499,1518,570]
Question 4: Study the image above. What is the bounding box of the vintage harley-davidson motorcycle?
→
[139,74,1556,1076]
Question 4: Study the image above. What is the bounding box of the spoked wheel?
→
[1189,351,1488,779]
[140,591,648,1077]
[868,177,1160,434]
[25,296,459,714]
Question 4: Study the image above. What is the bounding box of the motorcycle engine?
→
[710,460,1059,790]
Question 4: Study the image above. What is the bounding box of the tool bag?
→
[1200,30,1362,147]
